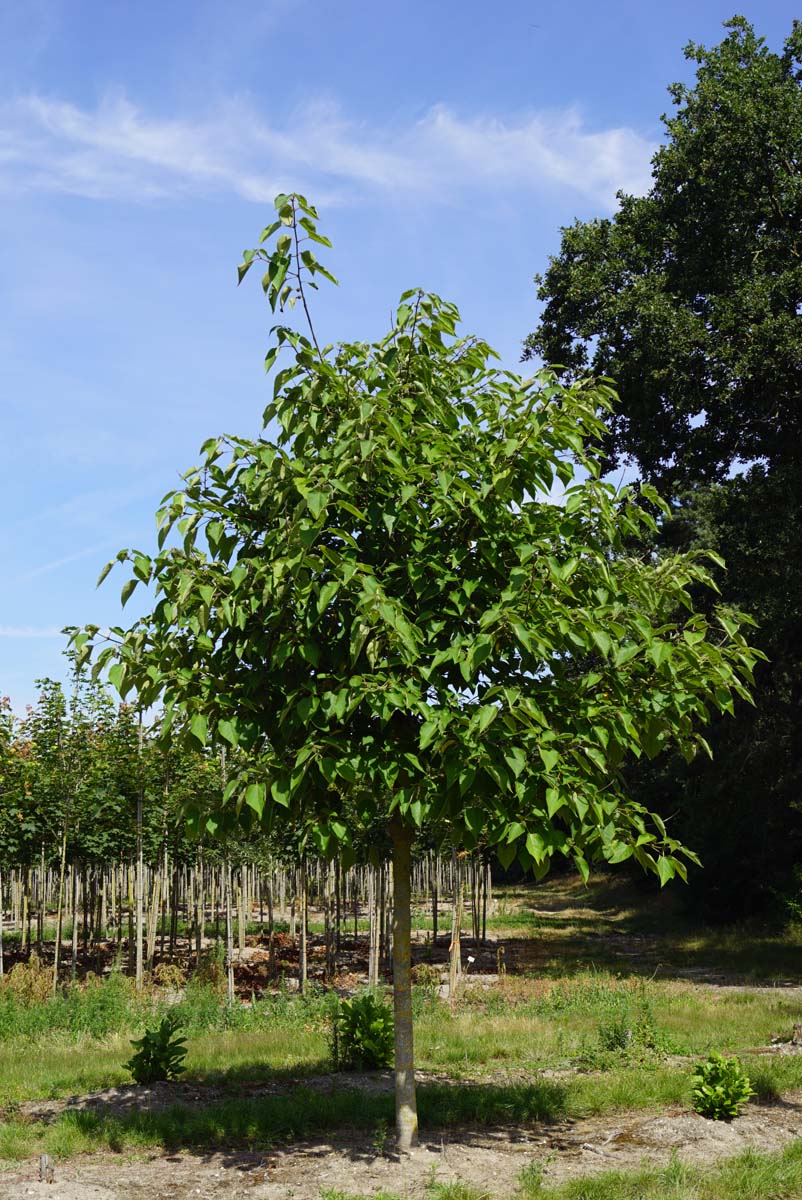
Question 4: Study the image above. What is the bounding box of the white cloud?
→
[0,625,65,638]
[0,91,656,211]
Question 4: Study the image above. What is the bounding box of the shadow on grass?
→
[11,1078,569,1162]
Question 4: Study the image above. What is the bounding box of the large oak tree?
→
[525,17,802,915]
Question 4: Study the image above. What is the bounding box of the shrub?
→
[0,954,52,1005]
[150,962,186,992]
[331,991,394,1071]
[192,943,226,994]
[691,1052,754,1119]
[124,1013,188,1084]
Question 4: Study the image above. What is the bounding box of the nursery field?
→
[3,874,802,1199]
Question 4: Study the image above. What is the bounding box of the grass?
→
[0,1080,568,1160]
[3,1017,802,1162]
[2,963,802,1103]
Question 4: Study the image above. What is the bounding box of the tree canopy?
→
[524,16,802,916]
[525,16,802,489]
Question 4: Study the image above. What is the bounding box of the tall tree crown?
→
[525,17,802,487]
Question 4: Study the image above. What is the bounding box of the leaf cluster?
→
[691,1051,754,1120]
[331,990,394,1070]
[124,1013,188,1084]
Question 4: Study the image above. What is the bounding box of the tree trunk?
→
[52,797,71,995]
[390,818,418,1154]
[449,855,463,1002]
[431,853,438,947]
[224,857,235,1008]
[299,858,308,995]
[70,864,79,981]
[136,716,144,990]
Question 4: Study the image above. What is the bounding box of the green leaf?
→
[419,719,439,751]
[121,578,139,607]
[217,718,239,747]
[657,856,674,887]
[545,787,562,818]
[475,705,498,734]
[539,747,559,773]
[271,776,291,808]
[107,662,126,694]
[189,713,208,747]
[591,630,612,657]
[306,491,328,519]
[97,560,115,587]
[245,782,266,818]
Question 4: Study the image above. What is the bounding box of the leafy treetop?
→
[525,17,802,488]
[73,194,760,888]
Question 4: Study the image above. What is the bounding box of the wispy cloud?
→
[0,625,65,639]
[0,91,656,211]
[13,540,113,584]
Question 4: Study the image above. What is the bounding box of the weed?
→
[0,953,51,1004]
[578,992,681,1070]
[517,1157,547,1195]
[691,1052,754,1120]
[192,942,227,994]
[124,1014,188,1084]
[332,991,394,1071]
[150,962,185,992]
[371,1118,389,1157]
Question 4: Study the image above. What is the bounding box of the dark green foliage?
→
[691,1052,754,1120]
[124,1013,188,1085]
[525,17,802,917]
[332,991,394,1070]
[526,17,802,488]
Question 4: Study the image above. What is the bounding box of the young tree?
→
[74,195,758,1152]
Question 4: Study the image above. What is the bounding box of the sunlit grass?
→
[3,874,802,1179]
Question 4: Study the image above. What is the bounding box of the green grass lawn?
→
[1,967,802,1164]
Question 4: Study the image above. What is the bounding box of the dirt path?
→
[3,1087,802,1199]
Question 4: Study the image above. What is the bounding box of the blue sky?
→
[0,0,795,710]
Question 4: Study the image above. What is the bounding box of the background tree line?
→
[0,675,495,998]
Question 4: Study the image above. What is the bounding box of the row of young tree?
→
[0,678,492,995]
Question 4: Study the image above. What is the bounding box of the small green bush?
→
[332,991,394,1071]
[581,996,680,1069]
[124,1013,188,1084]
[691,1051,754,1119]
